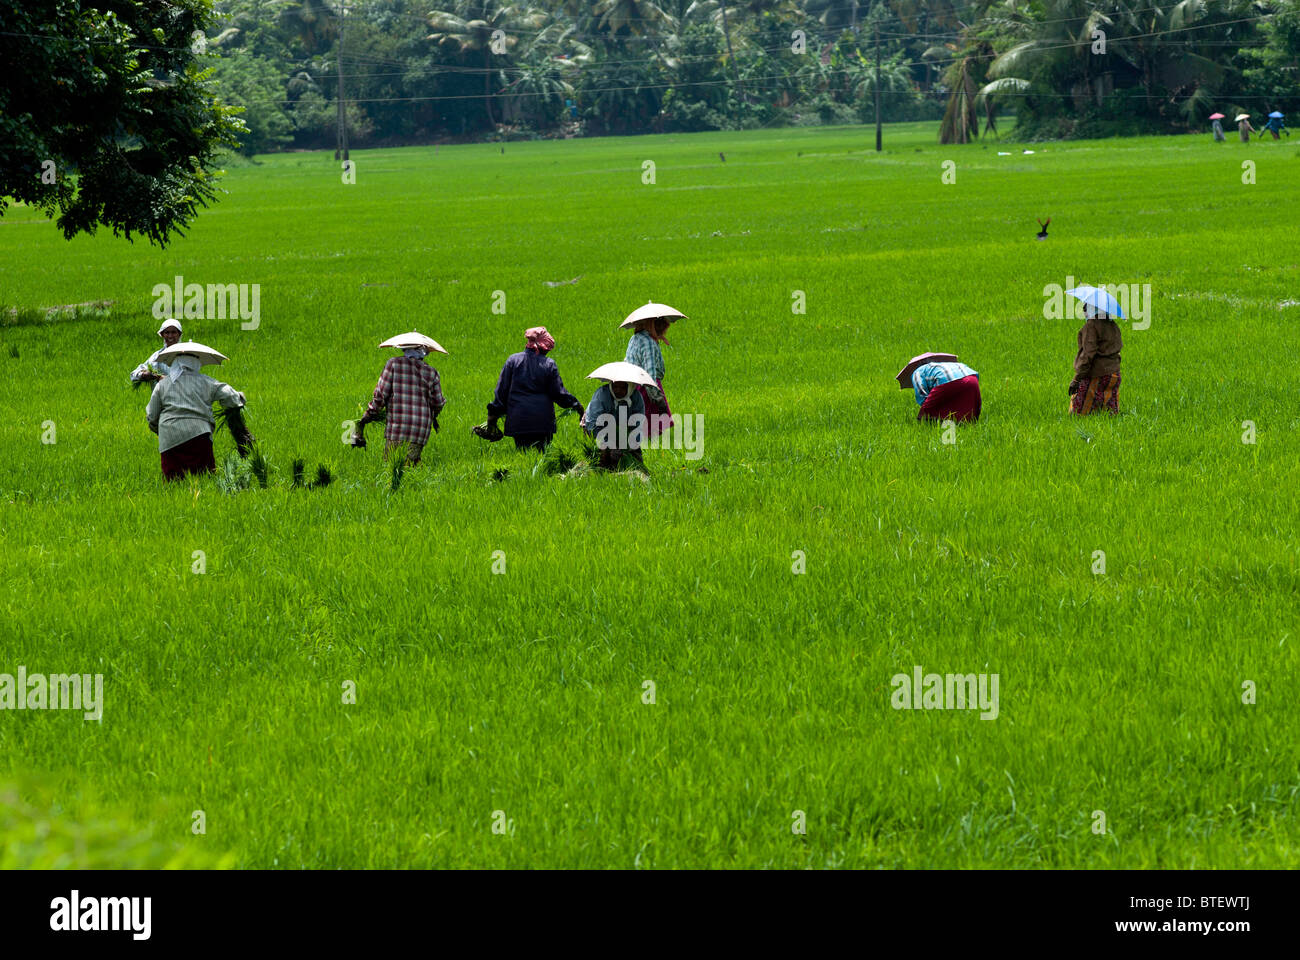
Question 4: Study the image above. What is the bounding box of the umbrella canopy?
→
[1066,285,1126,320]
[1208,112,1225,120]
[619,301,687,330]
[378,331,447,354]
[1269,111,1284,119]
[1235,113,1250,122]
[586,361,657,388]
[895,352,959,389]
[155,340,228,367]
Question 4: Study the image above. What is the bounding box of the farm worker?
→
[144,341,246,481]
[1069,304,1123,415]
[1237,114,1255,142]
[621,301,685,440]
[1210,117,1225,142]
[477,327,584,451]
[583,374,647,471]
[1262,113,1285,140]
[356,332,446,465]
[130,318,182,385]
[898,353,981,422]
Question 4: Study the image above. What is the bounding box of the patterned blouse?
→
[911,362,978,406]
[624,331,665,382]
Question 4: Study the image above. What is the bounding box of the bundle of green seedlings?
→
[531,415,602,478]
[291,459,333,490]
[212,403,256,457]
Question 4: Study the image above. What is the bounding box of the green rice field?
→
[1,121,1297,867]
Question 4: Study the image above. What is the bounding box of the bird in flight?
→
[1036,217,1050,240]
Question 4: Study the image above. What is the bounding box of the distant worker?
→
[130,318,182,385]
[1237,113,1255,142]
[1069,304,1123,415]
[896,352,982,423]
[144,341,246,481]
[476,327,584,451]
[583,362,649,471]
[621,301,685,440]
[355,332,447,465]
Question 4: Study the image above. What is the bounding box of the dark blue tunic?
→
[487,350,583,437]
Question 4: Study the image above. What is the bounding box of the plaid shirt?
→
[365,356,446,443]
[624,331,665,382]
[912,362,977,405]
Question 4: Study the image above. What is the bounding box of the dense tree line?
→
[205,0,1299,150]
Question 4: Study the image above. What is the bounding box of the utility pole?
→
[874,22,882,152]
[335,1,349,162]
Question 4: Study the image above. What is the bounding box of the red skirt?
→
[160,432,216,481]
[918,375,981,422]
[636,379,672,439]
[1070,373,1120,415]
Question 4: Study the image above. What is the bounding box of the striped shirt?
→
[145,371,244,452]
[364,356,446,444]
[912,362,978,406]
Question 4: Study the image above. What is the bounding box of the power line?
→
[227,10,1279,107]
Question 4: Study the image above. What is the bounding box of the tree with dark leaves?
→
[0,0,243,246]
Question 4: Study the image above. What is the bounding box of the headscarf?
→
[157,318,182,337]
[525,327,555,353]
[403,346,429,359]
[611,382,633,406]
[636,317,670,346]
[167,355,201,382]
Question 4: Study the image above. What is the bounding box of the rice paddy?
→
[1,121,1297,868]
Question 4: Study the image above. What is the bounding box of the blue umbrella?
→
[1065,285,1126,320]
[1269,111,1284,119]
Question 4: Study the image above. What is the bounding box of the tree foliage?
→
[0,0,244,244]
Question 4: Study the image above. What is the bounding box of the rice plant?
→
[249,447,270,489]
[214,452,252,495]
[389,443,409,492]
[4,125,1297,868]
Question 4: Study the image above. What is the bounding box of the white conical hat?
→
[155,340,228,366]
[586,361,657,387]
[378,331,448,354]
[618,301,686,330]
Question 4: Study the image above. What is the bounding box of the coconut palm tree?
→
[427,2,551,126]
[974,0,1250,126]
[271,0,335,55]
[940,37,1005,142]
[591,0,673,36]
